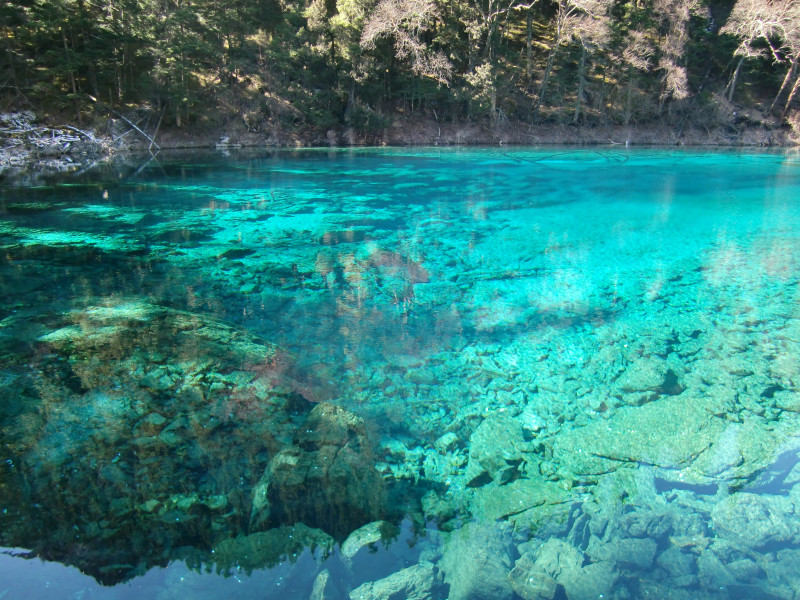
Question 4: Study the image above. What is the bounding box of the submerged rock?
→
[211,523,334,573]
[421,489,464,529]
[251,402,386,539]
[348,562,443,600]
[439,522,516,600]
[697,548,736,589]
[310,569,337,600]
[774,390,800,413]
[657,546,698,585]
[763,548,800,599]
[509,539,618,600]
[528,538,584,582]
[710,492,799,550]
[564,560,619,600]
[340,520,407,583]
[550,393,726,479]
[508,556,558,600]
[465,414,531,486]
[615,356,670,397]
[586,535,657,570]
[341,520,398,564]
[617,508,673,540]
[471,478,570,522]
[511,501,576,542]
[434,431,461,454]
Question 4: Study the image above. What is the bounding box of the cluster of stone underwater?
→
[247,474,800,600]
[317,412,800,600]
[0,299,380,580]
[172,465,800,600]
[2,297,800,599]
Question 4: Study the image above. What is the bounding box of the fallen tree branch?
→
[89,97,160,150]
[63,125,98,141]
[149,107,165,153]
[113,110,160,150]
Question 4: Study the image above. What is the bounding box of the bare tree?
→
[770,55,799,116]
[463,0,541,63]
[721,0,800,110]
[620,29,655,125]
[653,0,702,110]
[780,62,800,117]
[611,0,699,122]
[460,0,540,121]
[532,0,570,118]
[361,0,453,84]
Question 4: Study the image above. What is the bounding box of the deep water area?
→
[2,147,800,599]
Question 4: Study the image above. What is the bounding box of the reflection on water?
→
[1,518,427,600]
[2,148,800,599]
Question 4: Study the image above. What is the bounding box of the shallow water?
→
[2,147,800,599]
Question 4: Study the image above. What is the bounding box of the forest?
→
[1,0,799,145]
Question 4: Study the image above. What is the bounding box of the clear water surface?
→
[2,147,800,599]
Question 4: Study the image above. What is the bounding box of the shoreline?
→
[2,114,797,179]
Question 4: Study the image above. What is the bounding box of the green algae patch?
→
[0,221,145,253]
[36,298,283,369]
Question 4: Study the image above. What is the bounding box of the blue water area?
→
[2,147,800,599]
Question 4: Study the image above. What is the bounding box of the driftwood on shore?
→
[0,111,110,172]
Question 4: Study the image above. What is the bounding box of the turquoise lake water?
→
[2,147,800,599]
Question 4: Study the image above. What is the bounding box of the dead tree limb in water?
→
[90,96,161,151]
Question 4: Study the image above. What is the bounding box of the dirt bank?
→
[154,113,798,150]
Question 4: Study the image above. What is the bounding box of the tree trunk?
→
[526,9,533,82]
[726,56,744,102]
[344,81,356,122]
[534,1,566,121]
[1,13,20,92]
[534,48,556,119]
[485,17,497,62]
[574,40,586,124]
[76,0,100,99]
[112,0,122,103]
[62,28,81,124]
[116,63,123,103]
[783,74,800,119]
[770,60,797,115]
[624,66,634,126]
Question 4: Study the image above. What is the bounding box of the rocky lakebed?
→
[2,148,800,599]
